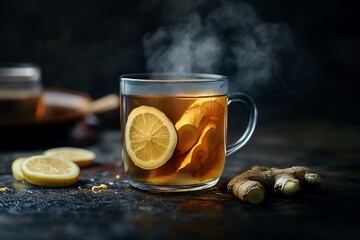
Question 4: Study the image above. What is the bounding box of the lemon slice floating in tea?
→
[11,157,27,180]
[125,105,178,170]
[21,155,80,187]
[44,147,95,167]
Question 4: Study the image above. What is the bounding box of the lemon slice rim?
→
[43,147,95,167]
[125,105,178,170]
[21,155,80,181]
[11,157,27,180]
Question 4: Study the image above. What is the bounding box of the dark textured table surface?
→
[1,117,359,240]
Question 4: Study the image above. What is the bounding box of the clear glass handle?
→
[226,93,258,156]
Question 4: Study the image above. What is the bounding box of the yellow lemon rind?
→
[12,157,27,180]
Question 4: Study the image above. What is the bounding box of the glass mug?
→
[120,73,257,192]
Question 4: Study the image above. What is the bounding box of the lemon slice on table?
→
[44,147,95,167]
[12,157,27,180]
[21,155,80,187]
[125,105,178,170]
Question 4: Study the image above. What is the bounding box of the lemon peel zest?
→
[0,187,9,191]
[91,184,108,193]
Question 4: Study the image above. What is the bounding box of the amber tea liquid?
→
[121,94,228,187]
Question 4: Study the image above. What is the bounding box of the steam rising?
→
[144,1,313,96]
[144,13,222,74]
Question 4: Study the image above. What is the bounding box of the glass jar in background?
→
[0,63,45,123]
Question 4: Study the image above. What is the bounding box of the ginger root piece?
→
[177,121,220,173]
[175,98,225,154]
[175,106,207,154]
[178,144,209,173]
[227,166,321,204]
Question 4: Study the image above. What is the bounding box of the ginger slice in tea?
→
[175,106,206,154]
[190,97,226,116]
[175,98,225,154]
[177,121,220,173]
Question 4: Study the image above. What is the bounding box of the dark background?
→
[1,0,359,125]
[0,3,359,239]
